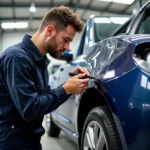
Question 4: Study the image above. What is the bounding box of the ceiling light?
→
[97,0,135,4]
[1,22,28,29]
[113,0,135,4]
[94,18,111,23]
[30,2,36,12]
[132,8,137,14]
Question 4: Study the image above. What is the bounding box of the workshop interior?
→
[0,0,150,150]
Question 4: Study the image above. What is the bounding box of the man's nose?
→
[64,43,69,50]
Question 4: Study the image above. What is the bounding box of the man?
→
[0,6,89,150]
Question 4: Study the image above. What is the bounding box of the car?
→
[46,1,150,150]
[47,63,63,86]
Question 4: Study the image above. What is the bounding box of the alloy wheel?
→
[83,121,108,150]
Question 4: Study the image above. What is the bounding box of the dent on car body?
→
[85,35,140,81]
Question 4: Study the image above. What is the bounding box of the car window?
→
[94,16,130,42]
[111,17,132,36]
[136,14,150,34]
[48,65,60,75]
[51,65,60,74]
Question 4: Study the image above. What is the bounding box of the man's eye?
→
[64,39,68,43]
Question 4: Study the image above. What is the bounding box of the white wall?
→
[1,31,82,60]
[2,31,35,52]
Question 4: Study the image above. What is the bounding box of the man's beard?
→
[46,37,60,58]
[48,46,58,58]
[49,50,61,58]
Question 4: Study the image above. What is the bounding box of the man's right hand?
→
[62,72,90,95]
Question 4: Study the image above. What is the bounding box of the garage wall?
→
[1,31,82,67]
[2,31,81,56]
[2,32,34,52]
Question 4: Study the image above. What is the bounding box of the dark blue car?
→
[46,1,150,150]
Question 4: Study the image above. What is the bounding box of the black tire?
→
[81,106,122,150]
[45,113,60,137]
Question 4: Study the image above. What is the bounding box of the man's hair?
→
[39,6,84,32]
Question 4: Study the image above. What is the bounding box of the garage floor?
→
[41,131,78,150]
[41,117,78,150]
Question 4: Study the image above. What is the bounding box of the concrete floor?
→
[41,117,78,150]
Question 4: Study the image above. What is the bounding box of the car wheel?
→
[45,113,60,137]
[81,107,122,150]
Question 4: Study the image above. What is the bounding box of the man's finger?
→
[82,85,88,90]
[83,68,90,76]
[75,72,86,79]
[77,66,85,73]
[72,66,83,74]
[81,78,90,84]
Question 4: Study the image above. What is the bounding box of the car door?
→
[56,63,79,132]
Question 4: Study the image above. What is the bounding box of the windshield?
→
[94,16,130,42]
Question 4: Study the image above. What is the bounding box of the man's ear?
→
[46,25,56,37]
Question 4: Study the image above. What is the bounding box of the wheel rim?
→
[83,121,108,150]
[46,114,51,131]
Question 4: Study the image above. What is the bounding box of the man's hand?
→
[62,72,90,95]
[72,66,90,76]
[63,67,90,95]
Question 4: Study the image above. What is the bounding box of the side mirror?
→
[59,50,73,62]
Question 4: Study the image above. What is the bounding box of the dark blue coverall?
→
[0,34,70,150]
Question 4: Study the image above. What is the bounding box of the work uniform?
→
[0,34,70,150]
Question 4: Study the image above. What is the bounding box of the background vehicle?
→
[46,1,150,150]
[48,63,62,86]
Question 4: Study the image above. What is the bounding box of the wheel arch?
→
[77,87,127,149]
[77,88,108,145]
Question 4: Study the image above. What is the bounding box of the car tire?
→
[81,106,122,150]
[45,113,60,137]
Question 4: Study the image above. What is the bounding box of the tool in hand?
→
[69,72,96,79]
